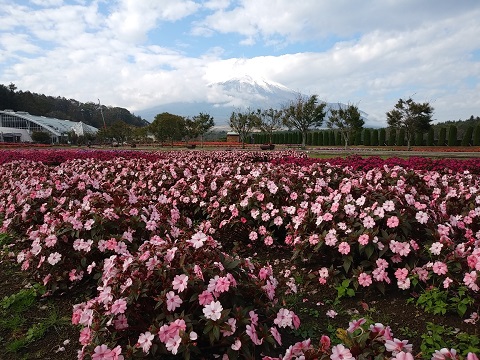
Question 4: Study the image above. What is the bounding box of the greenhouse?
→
[0,109,98,143]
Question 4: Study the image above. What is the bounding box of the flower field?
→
[0,149,479,359]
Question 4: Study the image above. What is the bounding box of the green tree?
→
[386,97,434,150]
[448,125,458,146]
[363,129,371,146]
[31,131,51,144]
[354,131,362,145]
[371,129,379,146]
[329,131,335,146]
[258,108,283,144]
[415,131,424,146]
[473,125,480,146]
[379,128,386,146]
[426,128,434,146]
[461,126,474,146]
[326,104,364,149]
[149,112,186,146]
[229,108,260,149]
[282,94,327,148]
[387,129,396,146]
[438,127,447,146]
[398,128,406,146]
[191,112,215,147]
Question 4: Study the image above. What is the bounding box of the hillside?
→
[0,83,149,129]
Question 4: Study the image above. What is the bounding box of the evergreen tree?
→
[329,131,335,145]
[354,131,362,145]
[379,128,386,146]
[388,129,396,146]
[473,125,480,146]
[438,127,447,146]
[461,126,474,146]
[363,129,371,146]
[371,129,379,146]
[323,131,329,145]
[398,128,406,146]
[448,125,458,146]
[317,131,324,146]
[335,131,342,146]
[415,132,424,146]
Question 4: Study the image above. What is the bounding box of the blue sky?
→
[1,0,480,126]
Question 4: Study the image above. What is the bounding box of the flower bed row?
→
[0,150,479,359]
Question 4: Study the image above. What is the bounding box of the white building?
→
[0,110,98,143]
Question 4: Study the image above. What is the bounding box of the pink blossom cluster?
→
[0,150,479,359]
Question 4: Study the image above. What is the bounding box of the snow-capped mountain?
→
[136,76,368,127]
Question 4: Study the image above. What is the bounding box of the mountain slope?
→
[137,76,368,127]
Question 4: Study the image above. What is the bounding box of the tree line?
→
[0,83,147,129]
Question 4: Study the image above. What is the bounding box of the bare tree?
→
[258,108,283,144]
[229,108,260,149]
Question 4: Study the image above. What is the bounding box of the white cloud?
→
[0,0,479,126]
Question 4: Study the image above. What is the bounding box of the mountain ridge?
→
[136,76,369,127]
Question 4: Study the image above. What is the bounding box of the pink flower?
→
[214,276,230,293]
[203,300,223,321]
[393,351,414,360]
[338,242,350,255]
[172,274,189,293]
[432,261,448,276]
[430,242,443,255]
[79,327,91,345]
[467,353,479,360]
[347,318,366,333]
[231,338,241,350]
[165,291,183,312]
[274,308,293,328]
[394,268,409,281]
[187,231,207,248]
[387,216,399,228]
[92,344,115,360]
[385,338,413,355]
[326,310,337,318]
[47,252,62,265]
[137,331,154,353]
[358,234,369,245]
[198,290,214,306]
[110,298,127,315]
[358,273,372,287]
[165,335,182,355]
[320,335,331,351]
[270,326,282,345]
[431,348,458,359]
[362,216,375,229]
[464,271,479,291]
[330,344,354,360]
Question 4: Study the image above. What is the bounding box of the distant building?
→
[0,110,98,143]
[226,131,240,142]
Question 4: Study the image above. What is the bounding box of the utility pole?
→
[98,99,106,130]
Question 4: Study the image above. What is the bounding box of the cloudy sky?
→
[1,0,480,126]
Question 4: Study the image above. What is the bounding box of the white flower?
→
[47,252,62,265]
[203,300,223,321]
